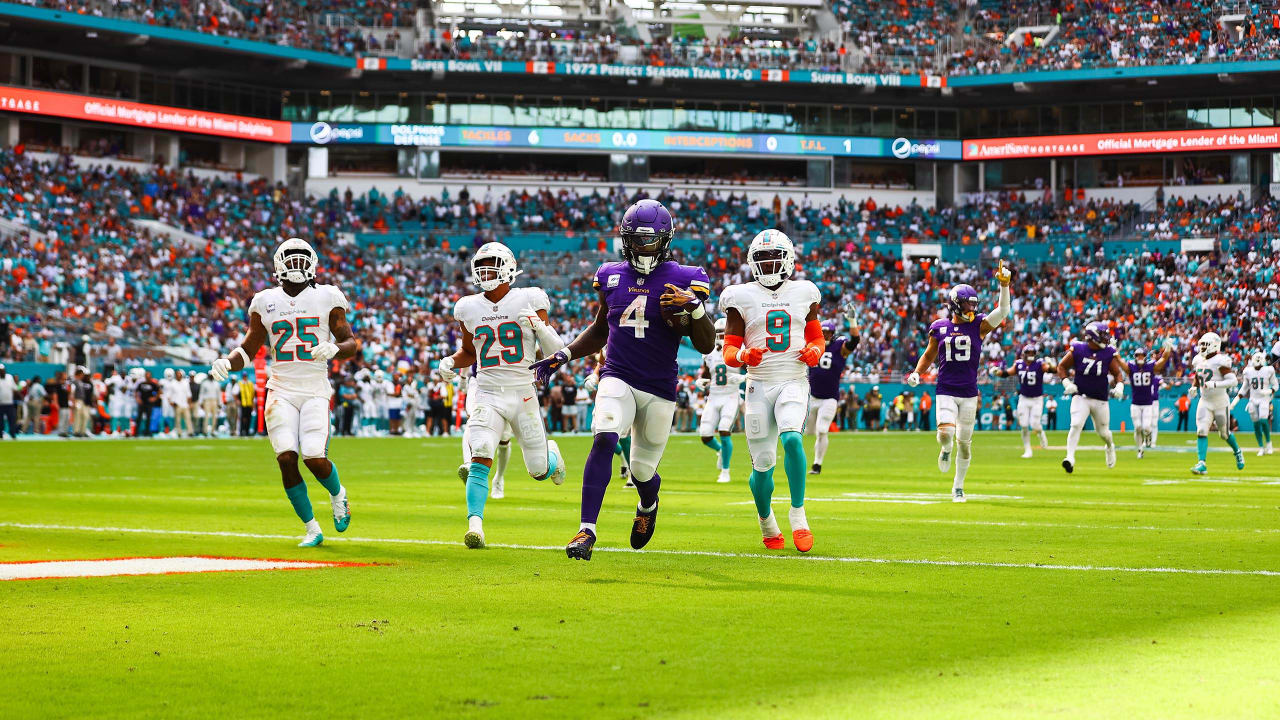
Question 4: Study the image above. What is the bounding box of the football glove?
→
[842,301,859,326]
[1163,336,1177,351]
[436,356,457,381]
[905,371,920,387]
[1061,378,1078,396]
[737,347,765,367]
[1109,383,1124,399]
[1188,385,1198,400]
[583,373,598,394]
[515,305,541,333]
[987,367,1000,377]
[798,345,823,367]
[313,341,339,361]
[532,349,570,385]
[695,377,711,391]
[995,260,1012,286]
[210,358,232,382]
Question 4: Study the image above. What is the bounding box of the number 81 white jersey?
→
[719,279,819,382]
[250,283,350,398]
[454,286,550,389]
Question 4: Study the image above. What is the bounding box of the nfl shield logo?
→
[637,278,645,286]
[492,305,499,311]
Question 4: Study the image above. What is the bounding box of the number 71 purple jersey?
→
[929,313,985,398]
[594,260,710,402]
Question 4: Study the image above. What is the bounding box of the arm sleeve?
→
[1210,372,1238,390]
[985,283,1011,326]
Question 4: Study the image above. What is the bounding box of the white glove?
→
[1061,379,1078,396]
[906,371,920,387]
[437,356,457,381]
[583,374,599,394]
[312,341,339,361]
[1163,337,1176,351]
[210,358,232,382]
[987,367,1000,377]
[1187,385,1198,399]
[516,305,540,333]
[842,301,859,325]
[695,377,711,391]
[1110,384,1124,399]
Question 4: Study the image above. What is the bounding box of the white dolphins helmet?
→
[163,368,175,380]
[273,237,318,285]
[195,372,208,383]
[714,317,726,346]
[374,369,386,382]
[1196,331,1222,356]
[747,229,795,287]
[1253,351,1267,368]
[471,242,521,291]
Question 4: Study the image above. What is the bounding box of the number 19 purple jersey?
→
[1071,342,1118,401]
[594,260,710,402]
[928,313,985,398]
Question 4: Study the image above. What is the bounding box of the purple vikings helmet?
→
[1084,321,1111,347]
[947,284,979,321]
[821,319,838,340]
[618,199,674,275]
[1021,343,1037,360]
[1134,346,1148,360]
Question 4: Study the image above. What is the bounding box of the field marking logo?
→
[310,121,333,145]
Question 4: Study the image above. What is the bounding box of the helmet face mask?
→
[274,238,318,285]
[471,242,520,291]
[747,230,795,287]
[618,200,674,275]
[1021,344,1036,361]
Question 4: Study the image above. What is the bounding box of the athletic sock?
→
[953,458,969,491]
[1022,428,1031,452]
[1039,429,1048,447]
[581,433,617,525]
[304,518,322,535]
[618,436,632,463]
[701,436,722,453]
[1066,424,1083,463]
[1135,430,1143,448]
[1263,424,1272,443]
[538,445,560,481]
[284,482,315,523]
[748,468,775,518]
[787,505,809,532]
[720,436,733,470]
[466,462,491,518]
[1256,426,1267,448]
[759,512,781,538]
[496,442,511,482]
[1197,436,1209,462]
[634,472,661,512]
[1226,434,1241,453]
[579,522,597,534]
[315,463,341,496]
[780,431,807,507]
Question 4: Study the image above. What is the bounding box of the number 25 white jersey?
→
[454,286,550,389]
[250,284,350,398]
[718,279,819,382]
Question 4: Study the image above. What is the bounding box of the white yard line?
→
[0,556,354,581]
[2,522,1278,578]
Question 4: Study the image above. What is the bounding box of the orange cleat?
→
[792,529,814,553]
[762,533,785,549]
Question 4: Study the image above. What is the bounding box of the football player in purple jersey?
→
[531,199,716,560]
[806,306,860,474]
[907,261,1012,502]
[989,344,1056,458]
[1122,339,1175,458]
[1056,321,1127,473]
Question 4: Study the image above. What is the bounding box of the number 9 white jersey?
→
[250,284,349,398]
[718,279,820,382]
[454,286,550,389]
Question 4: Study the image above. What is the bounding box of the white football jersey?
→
[249,283,350,398]
[454,286,550,389]
[718,279,820,382]
[1243,365,1277,398]
[1192,352,1236,404]
[703,350,744,397]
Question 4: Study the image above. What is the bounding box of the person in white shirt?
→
[0,363,18,439]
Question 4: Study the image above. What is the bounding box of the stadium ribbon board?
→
[296,122,961,160]
[965,126,1280,160]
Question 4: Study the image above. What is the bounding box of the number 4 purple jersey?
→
[929,313,985,398]
[1070,341,1118,401]
[594,260,710,401]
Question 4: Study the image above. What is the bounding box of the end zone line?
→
[2,522,1279,578]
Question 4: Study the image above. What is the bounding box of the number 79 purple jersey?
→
[594,260,710,402]
[928,313,985,398]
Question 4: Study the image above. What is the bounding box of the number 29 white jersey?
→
[454,286,550,390]
[718,279,820,382]
[250,283,350,398]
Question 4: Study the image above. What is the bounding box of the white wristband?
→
[691,303,706,320]
[559,348,573,362]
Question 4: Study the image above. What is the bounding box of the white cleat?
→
[464,516,485,549]
[298,530,324,548]
[457,464,469,484]
[1105,444,1116,469]
[546,440,566,486]
[1020,449,1033,459]
[952,487,966,503]
[938,449,952,473]
[716,468,732,484]
[1137,448,1145,459]
[1266,442,1274,455]
[491,476,505,499]
[1259,448,1268,457]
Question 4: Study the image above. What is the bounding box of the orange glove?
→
[723,335,765,367]
[799,344,823,366]
[799,319,826,367]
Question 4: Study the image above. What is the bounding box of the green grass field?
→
[3,431,1280,719]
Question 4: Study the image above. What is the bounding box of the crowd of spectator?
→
[26,0,1280,77]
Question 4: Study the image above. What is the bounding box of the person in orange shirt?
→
[919,391,933,431]
[1177,393,1190,432]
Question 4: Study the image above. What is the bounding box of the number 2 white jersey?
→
[703,351,743,397]
[249,283,349,398]
[1243,365,1277,398]
[718,279,820,382]
[454,286,550,390]
[1192,353,1235,405]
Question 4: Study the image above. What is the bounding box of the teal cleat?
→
[298,531,324,547]
[1190,461,1208,475]
[1234,449,1246,470]
[331,489,351,533]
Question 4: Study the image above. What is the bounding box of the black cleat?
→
[630,501,659,550]
[1061,458,1074,474]
[566,529,596,560]
[809,463,822,475]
